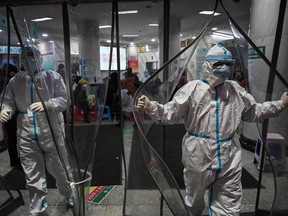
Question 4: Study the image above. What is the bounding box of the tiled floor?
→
[0,120,287,216]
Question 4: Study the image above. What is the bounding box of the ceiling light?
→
[106,40,111,43]
[212,27,218,31]
[0,29,2,32]
[17,42,20,45]
[212,32,234,39]
[192,35,196,39]
[42,33,48,37]
[31,17,53,22]
[130,42,135,45]
[151,38,156,42]
[199,11,221,16]
[148,23,158,27]
[118,10,138,15]
[123,34,139,37]
[99,25,112,29]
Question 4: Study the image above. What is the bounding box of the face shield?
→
[201,44,235,88]
[20,45,43,74]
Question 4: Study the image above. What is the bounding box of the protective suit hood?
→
[20,45,43,75]
[201,44,234,88]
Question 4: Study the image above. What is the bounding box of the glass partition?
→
[1,1,287,216]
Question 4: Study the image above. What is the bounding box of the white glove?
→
[279,92,288,109]
[30,102,44,113]
[0,108,11,123]
[137,95,153,112]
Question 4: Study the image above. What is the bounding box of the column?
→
[77,20,100,88]
[159,16,181,66]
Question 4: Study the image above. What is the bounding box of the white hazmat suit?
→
[137,44,288,216]
[0,45,72,216]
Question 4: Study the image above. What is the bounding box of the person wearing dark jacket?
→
[73,79,91,123]
[0,64,21,167]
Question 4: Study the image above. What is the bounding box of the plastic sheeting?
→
[2,3,114,216]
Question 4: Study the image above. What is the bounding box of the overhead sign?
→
[0,46,21,54]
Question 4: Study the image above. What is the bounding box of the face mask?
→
[25,57,39,73]
[213,64,231,80]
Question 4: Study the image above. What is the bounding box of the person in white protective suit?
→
[0,45,73,216]
[137,44,288,216]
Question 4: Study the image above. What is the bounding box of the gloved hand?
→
[0,108,11,123]
[30,102,44,113]
[137,95,153,112]
[279,92,288,109]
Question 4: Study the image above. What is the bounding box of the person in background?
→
[140,69,150,83]
[123,67,135,88]
[0,64,21,167]
[0,65,7,153]
[0,45,73,216]
[20,64,25,71]
[123,67,143,91]
[137,44,288,216]
[73,78,91,123]
[72,72,81,91]
[172,70,188,97]
[107,72,119,115]
[121,80,135,121]
[234,73,247,89]
[56,63,65,81]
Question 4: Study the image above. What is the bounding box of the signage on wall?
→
[248,46,265,59]
[128,60,138,73]
[100,46,127,71]
[42,52,54,70]
[196,47,208,72]
[248,59,255,84]
[0,46,21,54]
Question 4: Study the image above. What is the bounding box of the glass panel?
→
[2,3,114,216]
[226,1,288,215]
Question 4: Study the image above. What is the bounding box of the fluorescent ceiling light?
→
[119,10,138,15]
[123,34,139,37]
[31,17,53,22]
[212,32,234,39]
[148,23,158,27]
[151,38,156,42]
[99,25,112,29]
[212,27,218,31]
[199,11,221,16]
[130,42,135,45]
[106,40,111,43]
[0,29,2,32]
[42,33,48,37]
